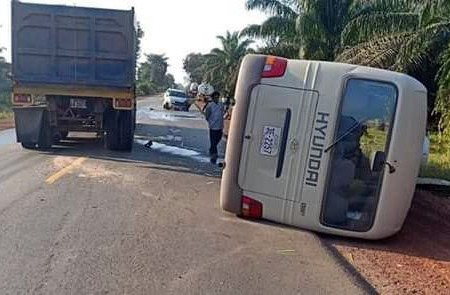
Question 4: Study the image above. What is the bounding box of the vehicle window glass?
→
[321,79,397,232]
[169,91,186,98]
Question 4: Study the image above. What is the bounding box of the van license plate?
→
[70,98,87,109]
[260,126,282,156]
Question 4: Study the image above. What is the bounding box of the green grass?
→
[0,111,12,120]
[360,127,450,181]
[0,90,12,120]
[420,133,450,181]
[360,127,388,156]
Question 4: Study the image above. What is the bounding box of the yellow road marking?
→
[46,157,87,184]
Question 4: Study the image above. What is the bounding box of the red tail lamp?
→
[13,94,32,104]
[242,196,263,219]
[261,56,288,78]
[114,98,133,109]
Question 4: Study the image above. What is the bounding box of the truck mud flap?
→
[13,106,47,143]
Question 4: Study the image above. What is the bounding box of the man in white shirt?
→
[203,91,224,164]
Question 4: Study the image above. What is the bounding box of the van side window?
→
[321,79,397,232]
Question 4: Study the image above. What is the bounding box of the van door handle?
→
[385,161,396,174]
[244,135,251,140]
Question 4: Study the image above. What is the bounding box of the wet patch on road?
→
[136,139,213,163]
[0,129,16,147]
[137,109,201,122]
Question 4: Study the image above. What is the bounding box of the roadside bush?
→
[420,133,450,181]
[136,80,158,96]
[0,91,11,112]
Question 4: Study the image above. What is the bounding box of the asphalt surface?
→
[0,96,367,294]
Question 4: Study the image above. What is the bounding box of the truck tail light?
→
[114,98,133,109]
[261,56,287,78]
[241,196,263,219]
[13,94,32,104]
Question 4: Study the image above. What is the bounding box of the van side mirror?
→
[371,151,396,174]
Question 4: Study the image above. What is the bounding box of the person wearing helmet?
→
[203,91,225,164]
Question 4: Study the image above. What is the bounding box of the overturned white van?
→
[220,55,427,239]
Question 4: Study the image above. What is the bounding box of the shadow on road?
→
[38,123,224,179]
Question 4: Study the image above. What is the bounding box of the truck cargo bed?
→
[12,1,136,88]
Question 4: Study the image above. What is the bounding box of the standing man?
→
[203,91,224,164]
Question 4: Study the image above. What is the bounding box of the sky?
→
[0,0,266,83]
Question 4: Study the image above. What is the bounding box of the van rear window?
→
[321,79,398,232]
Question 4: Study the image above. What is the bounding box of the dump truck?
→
[11,1,137,151]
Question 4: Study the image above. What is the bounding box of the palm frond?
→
[341,12,419,46]
[245,0,299,18]
[337,32,412,68]
[240,24,264,39]
[350,0,421,18]
[394,21,450,72]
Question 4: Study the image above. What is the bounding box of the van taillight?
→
[13,94,32,104]
[242,196,263,218]
[261,56,287,78]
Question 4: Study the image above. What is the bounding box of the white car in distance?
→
[163,89,191,111]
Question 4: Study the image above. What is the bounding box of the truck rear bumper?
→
[12,84,135,110]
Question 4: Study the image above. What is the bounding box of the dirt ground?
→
[326,190,449,294]
[0,118,14,131]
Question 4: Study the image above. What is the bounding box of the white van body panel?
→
[221,55,427,239]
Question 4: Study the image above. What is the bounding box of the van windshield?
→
[321,79,398,232]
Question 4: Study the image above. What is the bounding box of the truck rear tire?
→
[21,142,37,149]
[105,110,134,151]
[37,112,53,149]
[60,131,69,140]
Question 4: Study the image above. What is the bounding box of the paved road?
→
[0,96,368,294]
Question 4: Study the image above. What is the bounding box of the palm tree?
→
[244,0,355,60]
[204,31,254,97]
[337,0,450,132]
[242,0,301,58]
[297,0,354,60]
[242,0,450,132]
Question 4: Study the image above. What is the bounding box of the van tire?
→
[105,110,134,151]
